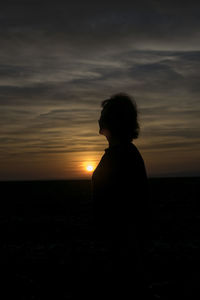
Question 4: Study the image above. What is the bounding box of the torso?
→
[92,142,148,233]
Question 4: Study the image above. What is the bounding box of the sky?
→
[1,1,200,180]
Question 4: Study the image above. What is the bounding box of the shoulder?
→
[118,143,144,164]
[122,143,147,180]
[128,142,141,155]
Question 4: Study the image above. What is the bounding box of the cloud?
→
[1,1,200,53]
[1,50,200,153]
[1,2,200,178]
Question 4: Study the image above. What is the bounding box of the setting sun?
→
[81,157,99,177]
[86,165,94,172]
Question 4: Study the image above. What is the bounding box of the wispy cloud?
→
[1,2,200,179]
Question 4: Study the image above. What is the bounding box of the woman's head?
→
[99,93,140,142]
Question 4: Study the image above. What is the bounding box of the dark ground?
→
[0,177,200,299]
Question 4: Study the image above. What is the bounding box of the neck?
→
[107,137,127,147]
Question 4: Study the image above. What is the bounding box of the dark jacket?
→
[92,142,150,254]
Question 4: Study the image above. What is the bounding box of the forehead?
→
[100,108,105,117]
[101,105,109,115]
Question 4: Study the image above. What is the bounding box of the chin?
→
[99,128,109,138]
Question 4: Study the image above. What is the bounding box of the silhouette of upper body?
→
[91,93,151,298]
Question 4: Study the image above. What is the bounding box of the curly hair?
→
[99,93,140,142]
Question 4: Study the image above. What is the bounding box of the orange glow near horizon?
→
[81,158,99,176]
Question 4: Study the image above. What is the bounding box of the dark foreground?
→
[0,177,200,299]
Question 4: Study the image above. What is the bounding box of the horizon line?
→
[0,174,200,183]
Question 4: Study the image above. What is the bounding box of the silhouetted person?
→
[91,93,151,298]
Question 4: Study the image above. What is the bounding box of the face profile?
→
[98,118,110,138]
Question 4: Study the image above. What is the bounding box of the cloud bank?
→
[1,1,200,179]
